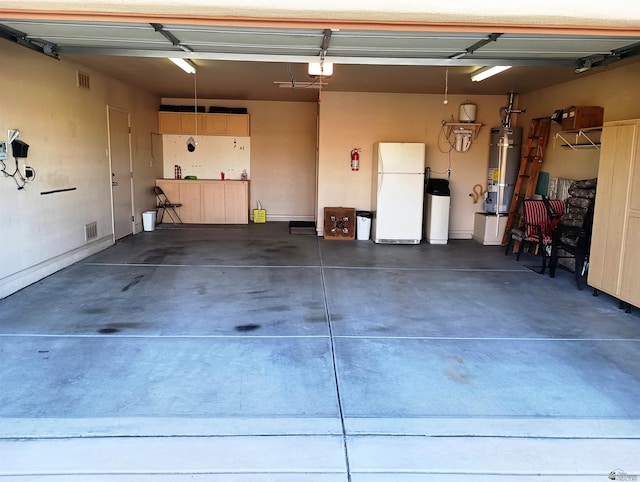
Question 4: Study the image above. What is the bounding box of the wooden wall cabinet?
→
[158,112,250,136]
[588,119,640,308]
[156,179,249,224]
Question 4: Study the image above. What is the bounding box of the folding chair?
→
[153,186,182,224]
[505,198,565,274]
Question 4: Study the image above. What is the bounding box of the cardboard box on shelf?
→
[561,106,604,130]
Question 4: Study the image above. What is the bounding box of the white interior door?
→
[108,106,134,240]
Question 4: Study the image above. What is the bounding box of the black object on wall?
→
[11,139,29,158]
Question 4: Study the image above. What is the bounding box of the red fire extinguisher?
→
[350,148,360,171]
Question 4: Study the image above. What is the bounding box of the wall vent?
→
[77,70,90,90]
[85,222,98,242]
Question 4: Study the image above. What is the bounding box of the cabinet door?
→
[156,180,180,203]
[620,212,640,306]
[156,180,182,219]
[201,183,226,223]
[158,113,182,134]
[180,113,204,135]
[620,132,640,306]
[203,114,227,135]
[224,182,249,224]
[588,123,636,295]
[226,115,250,136]
[178,182,202,223]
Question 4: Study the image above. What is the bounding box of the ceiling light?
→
[169,58,196,74]
[274,81,328,89]
[471,66,511,82]
[308,62,333,77]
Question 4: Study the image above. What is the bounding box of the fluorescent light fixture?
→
[274,81,328,89]
[308,62,333,77]
[471,65,511,82]
[169,58,196,74]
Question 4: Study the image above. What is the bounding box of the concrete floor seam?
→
[0,334,331,339]
[332,336,640,342]
[84,262,324,269]
[346,433,640,440]
[84,262,529,273]
[0,433,346,440]
[3,334,639,342]
[0,470,348,477]
[317,236,352,482]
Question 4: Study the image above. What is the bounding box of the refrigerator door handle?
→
[378,172,384,197]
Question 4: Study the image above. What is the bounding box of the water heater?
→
[484,127,522,214]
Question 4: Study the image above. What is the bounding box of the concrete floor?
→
[1,222,639,481]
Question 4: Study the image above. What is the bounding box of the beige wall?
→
[162,98,318,221]
[0,40,161,298]
[317,91,509,238]
[519,61,640,183]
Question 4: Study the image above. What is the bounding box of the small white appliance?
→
[371,142,425,244]
[424,178,450,244]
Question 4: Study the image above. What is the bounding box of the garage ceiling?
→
[1,17,640,102]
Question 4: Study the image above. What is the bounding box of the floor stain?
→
[121,274,145,292]
[444,356,472,384]
[98,327,120,334]
[142,247,184,264]
[235,324,261,332]
[80,307,108,315]
[265,305,290,313]
[305,316,327,323]
[97,322,142,334]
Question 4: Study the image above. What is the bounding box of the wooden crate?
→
[323,207,356,240]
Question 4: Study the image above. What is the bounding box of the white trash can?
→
[356,211,372,240]
[424,179,450,245]
[142,211,156,232]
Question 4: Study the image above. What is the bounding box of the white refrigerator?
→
[371,142,426,244]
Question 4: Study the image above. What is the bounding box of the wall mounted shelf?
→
[554,127,602,150]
